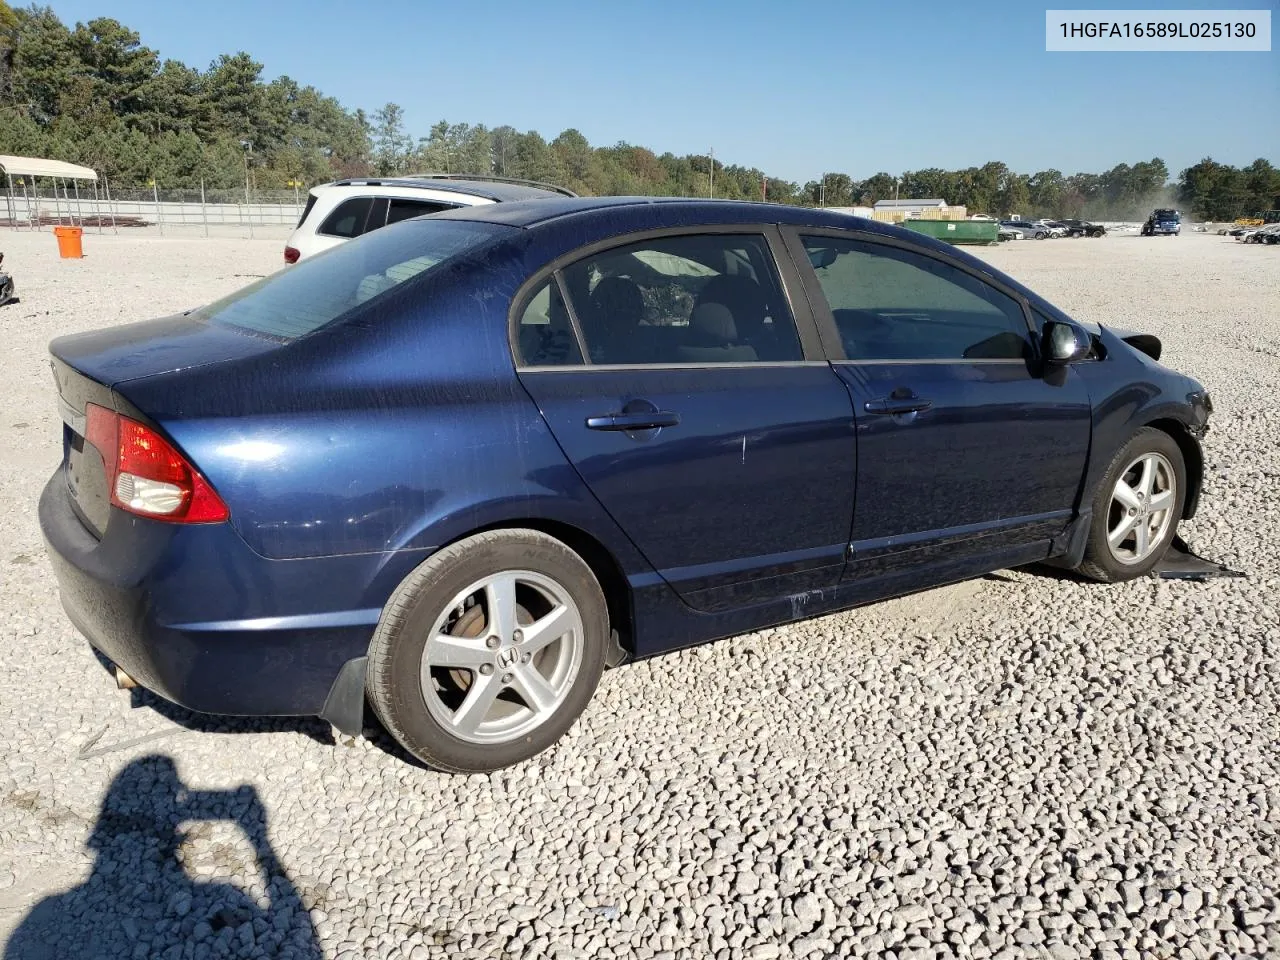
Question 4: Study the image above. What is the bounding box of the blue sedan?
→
[40,197,1212,772]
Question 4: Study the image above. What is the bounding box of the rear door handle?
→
[586,411,681,431]
[864,396,933,415]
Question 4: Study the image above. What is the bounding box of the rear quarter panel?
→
[113,237,649,578]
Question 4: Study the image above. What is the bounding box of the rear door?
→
[785,229,1092,581]
[514,227,857,612]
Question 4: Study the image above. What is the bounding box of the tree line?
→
[0,4,1276,220]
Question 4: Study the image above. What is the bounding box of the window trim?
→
[777,225,1041,365]
[508,224,827,370]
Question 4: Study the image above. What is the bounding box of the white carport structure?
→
[0,155,103,231]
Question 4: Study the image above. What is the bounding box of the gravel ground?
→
[0,227,1277,960]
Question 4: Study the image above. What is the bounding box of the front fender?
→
[1073,369,1206,520]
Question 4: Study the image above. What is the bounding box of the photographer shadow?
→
[4,755,323,960]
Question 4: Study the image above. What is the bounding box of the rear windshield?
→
[1155,210,1180,219]
[199,220,509,339]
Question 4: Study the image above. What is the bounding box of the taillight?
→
[84,403,229,523]
[284,246,300,264]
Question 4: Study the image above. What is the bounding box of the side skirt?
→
[629,540,1054,660]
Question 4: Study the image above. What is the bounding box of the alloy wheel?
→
[1106,452,1177,565]
[419,570,584,744]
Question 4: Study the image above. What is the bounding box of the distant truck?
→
[1142,209,1181,236]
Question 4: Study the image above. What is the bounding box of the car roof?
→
[427,196,1064,333]
[318,176,572,202]
[431,195,904,232]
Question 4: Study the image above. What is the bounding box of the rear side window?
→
[801,236,1029,361]
[318,197,374,238]
[201,220,511,339]
[386,199,453,225]
[553,233,802,366]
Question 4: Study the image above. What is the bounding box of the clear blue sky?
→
[45,0,1279,182]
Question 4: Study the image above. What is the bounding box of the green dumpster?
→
[901,219,999,245]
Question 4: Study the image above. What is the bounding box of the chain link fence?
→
[2,180,307,235]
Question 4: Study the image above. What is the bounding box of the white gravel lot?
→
[0,226,1277,960]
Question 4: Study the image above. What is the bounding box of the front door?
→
[514,229,857,612]
[791,231,1092,582]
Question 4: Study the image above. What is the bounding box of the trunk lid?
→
[49,312,278,389]
[49,313,280,537]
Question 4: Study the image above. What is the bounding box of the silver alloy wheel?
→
[419,570,584,745]
[1106,451,1177,565]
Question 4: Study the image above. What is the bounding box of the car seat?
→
[587,276,647,364]
[676,303,758,364]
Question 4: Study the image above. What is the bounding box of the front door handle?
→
[864,396,933,415]
[586,411,681,431]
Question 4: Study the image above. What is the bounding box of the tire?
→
[366,529,609,773]
[1077,427,1186,583]
[1035,231,1047,240]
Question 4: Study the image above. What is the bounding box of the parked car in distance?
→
[997,226,1021,242]
[283,174,575,263]
[1000,219,1049,240]
[41,197,1213,773]
[1059,218,1107,238]
[969,214,997,221]
[1243,223,1280,244]
[1142,208,1182,236]
[1035,219,1069,238]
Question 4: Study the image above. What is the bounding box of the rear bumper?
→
[39,470,399,717]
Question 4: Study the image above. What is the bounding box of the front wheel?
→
[1077,428,1186,582]
[366,529,609,772]
[1035,231,1047,240]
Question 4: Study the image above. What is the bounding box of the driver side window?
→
[803,236,1029,362]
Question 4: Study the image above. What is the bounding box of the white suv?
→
[284,175,575,263]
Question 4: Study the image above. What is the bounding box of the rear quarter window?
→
[199,220,511,340]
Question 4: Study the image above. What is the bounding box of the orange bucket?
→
[54,226,84,259]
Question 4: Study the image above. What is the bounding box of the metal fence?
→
[2,181,306,235]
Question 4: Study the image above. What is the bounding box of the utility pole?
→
[240,140,253,204]
[820,173,826,208]
[709,147,714,199]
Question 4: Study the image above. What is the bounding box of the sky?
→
[43,0,1280,183]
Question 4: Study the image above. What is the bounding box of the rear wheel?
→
[366,529,609,772]
[1077,428,1185,582]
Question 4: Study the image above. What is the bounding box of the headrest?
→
[590,276,645,318]
[689,302,737,343]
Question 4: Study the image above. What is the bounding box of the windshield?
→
[199,219,510,339]
[1155,210,1180,220]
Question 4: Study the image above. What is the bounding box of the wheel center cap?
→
[495,648,520,670]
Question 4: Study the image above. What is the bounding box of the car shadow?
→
[1017,563,1091,584]
[89,648,335,746]
[2,754,323,960]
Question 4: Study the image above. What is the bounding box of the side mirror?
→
[1043,320,1092,365]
